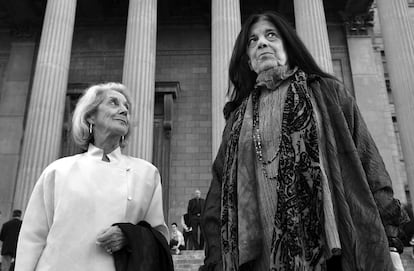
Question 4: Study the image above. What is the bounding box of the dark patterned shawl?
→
[220,69,324,270]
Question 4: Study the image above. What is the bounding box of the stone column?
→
[13,0,77,210]
[211,0,241,158]
[376,0,414,206]
[293,0,333,73]
[122,0,157,161]
[347,32,406,202]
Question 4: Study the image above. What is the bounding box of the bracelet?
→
[390,247,398,252]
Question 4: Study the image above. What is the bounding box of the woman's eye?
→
[247,37,257,47]
[267,32,277,40]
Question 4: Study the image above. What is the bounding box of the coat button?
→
[127,196,132,201]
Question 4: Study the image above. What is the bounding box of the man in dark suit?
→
[0,210,22,271]
[187,189,205,250]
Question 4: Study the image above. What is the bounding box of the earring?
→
[89,123,93,135]
[121,136,125,143]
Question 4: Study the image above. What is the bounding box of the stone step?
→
[401,247,414,271]
[172,248,414,270]
[173,248,414,270]
[172,250,205,271]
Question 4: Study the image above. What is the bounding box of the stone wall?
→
[156,24,212,225]
[0,34,35,226]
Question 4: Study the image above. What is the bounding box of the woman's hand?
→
[96,226,127,254]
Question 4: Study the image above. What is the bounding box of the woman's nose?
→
[257,36,268,48]
[119,105,128,115]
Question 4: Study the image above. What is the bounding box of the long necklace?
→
[252,87,283,181]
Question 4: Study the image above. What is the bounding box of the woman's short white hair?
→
[72,82,132,149]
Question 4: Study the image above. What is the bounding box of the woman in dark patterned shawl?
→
[200,11,408,271]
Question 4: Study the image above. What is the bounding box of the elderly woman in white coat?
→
[15,82,169,271]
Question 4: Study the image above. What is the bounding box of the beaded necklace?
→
[251,86,283,181]
[251,66,297,181]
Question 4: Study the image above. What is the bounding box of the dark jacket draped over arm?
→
[113,221,174,271]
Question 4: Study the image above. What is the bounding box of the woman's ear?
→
[86,116,95,125]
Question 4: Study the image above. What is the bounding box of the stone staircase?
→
[171,248,414,270]
[172,250,205,271]
[402,246,414,271]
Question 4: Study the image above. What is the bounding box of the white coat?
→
[15,144,168,271]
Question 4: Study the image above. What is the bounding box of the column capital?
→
[9,23,39,41]
[340,8,374,36]
[1,0,44,41]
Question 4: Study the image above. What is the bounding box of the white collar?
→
[86,144,123,164]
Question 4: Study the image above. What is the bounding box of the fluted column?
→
[376,0,414,206]
[13,0,77,210]
[211,0,241,158]
[293,0,333,73]
[122,0,157,161]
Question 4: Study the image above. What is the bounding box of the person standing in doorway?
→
[0,210,22,271]
[187,189,205,250]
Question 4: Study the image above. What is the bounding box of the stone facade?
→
[0,0,413,229]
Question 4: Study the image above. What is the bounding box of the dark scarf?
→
[221,69,324,270]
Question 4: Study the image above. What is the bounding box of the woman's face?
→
[89,90,130,139]
[246,19,288,74]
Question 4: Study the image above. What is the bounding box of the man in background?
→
[187,189,205,250]
[0,210,22,271]
[181,213,193,250]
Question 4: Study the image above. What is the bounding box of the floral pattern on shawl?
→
[267,71,324,270]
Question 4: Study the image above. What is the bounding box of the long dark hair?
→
[225,11,335,117]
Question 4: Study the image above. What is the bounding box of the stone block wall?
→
[0,38,35,226]
[156,49,212,226]
[156,24,212,226]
